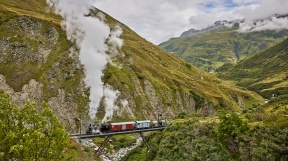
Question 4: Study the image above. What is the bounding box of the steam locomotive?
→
[86,119,166,135]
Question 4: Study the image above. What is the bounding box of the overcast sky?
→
[94,0,288,45]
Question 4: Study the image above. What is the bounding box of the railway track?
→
[69,126,166,139]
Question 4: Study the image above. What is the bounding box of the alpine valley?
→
[0,0,287,161]
[159,18,288,72]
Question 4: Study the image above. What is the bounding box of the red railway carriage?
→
[109,122,135,132]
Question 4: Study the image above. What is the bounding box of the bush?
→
[216,111,248,153]
[0,90,68,160]
[176,112,187,119]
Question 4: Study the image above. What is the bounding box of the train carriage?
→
[135,120,151,129]
[109,122,135,132]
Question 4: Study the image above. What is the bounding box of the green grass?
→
[216,38,288,99]
[159,27,288,72]
[123,110,288,161]
[0,0,60,24]
[64,139,101,161]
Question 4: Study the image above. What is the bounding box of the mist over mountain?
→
[159,15,288,72]
[180,20,241,37]
[181,14,288,37]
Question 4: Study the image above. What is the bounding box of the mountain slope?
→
[0,0,263,133]
[122,113,288,161]
[216,38,288,99]
[158,21,288,72]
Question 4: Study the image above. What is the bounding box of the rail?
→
[70,126,166,139]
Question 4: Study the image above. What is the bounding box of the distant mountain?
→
[159,18,288,72]
[180,20,241,37]
[180,28,200,37]
[216,38,288,99]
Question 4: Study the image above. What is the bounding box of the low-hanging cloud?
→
[239,16,288,32]
[94,0,288,44]
[46,0,123,121]
[237,0,288,32]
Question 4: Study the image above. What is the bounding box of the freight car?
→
[109,122,135,132]
[135,120,151,129]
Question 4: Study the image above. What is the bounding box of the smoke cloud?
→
[102,85,119,122]
[46,0,123,121]
[107,24,123,57]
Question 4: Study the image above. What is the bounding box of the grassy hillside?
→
[0,0,60,23]
[216,38,288,99]
[122,111,288,161]
[158,25,288,72]
[0,0,264,123]
[96,11,266,119]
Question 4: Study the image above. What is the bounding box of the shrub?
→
[0,90,68,160]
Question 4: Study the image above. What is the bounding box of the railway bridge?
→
[70,126,167,156]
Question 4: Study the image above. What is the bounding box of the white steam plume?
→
[46,0,123,121]
[102,85,119,122]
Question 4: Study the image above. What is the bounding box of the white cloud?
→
[232,0,261,5]
[243,0,288,21]
[94,0,209,44]
[236,0,288,32]
[239,16,288,32]
[94,0,288,44]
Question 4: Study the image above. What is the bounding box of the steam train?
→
[86,119,166,135]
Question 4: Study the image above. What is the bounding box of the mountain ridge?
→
[180,14,288,38]
[158,17,288,72]
[180,20,241,37]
